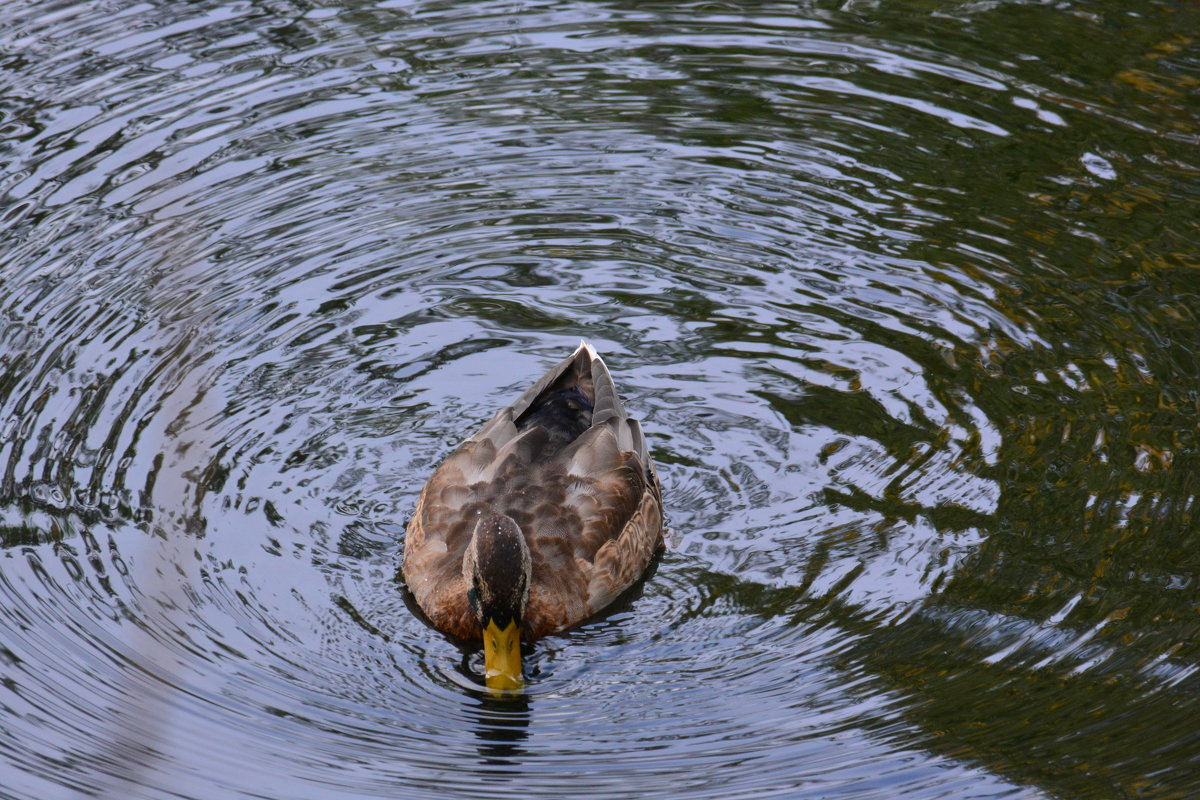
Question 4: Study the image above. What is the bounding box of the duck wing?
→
[515,343,664,633]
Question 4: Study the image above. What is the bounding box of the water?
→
[2,1,1198,797]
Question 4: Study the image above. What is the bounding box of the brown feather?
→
[402,342,663,641]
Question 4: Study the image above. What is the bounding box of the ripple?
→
[3,0,1200,797]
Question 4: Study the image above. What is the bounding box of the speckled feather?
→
[402,342,664,640]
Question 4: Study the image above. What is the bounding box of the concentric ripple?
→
[2,1,1199,798]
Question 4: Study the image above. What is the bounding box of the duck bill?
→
[483,618,523,691]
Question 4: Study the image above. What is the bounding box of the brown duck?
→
[402,341,664,689]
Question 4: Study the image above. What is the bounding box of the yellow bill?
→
[482,618,523,691]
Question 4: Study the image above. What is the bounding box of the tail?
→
[575,340,622,427]
[504,340,624,423]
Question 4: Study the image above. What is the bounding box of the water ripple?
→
[2,0,1199,797]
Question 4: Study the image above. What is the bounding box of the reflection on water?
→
[2,0,1199,797]
[474,693,530,766]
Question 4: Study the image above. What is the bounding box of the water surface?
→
[2,1,1199,798]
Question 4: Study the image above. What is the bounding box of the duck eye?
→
[467,586,480,613]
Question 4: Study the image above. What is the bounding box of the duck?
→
[402,341,663,690]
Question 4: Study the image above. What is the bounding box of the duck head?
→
[463,512,530,691]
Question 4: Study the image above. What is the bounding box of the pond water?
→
[2,1,1199,798]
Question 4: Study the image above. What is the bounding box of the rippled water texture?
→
[2,1,1199,797]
